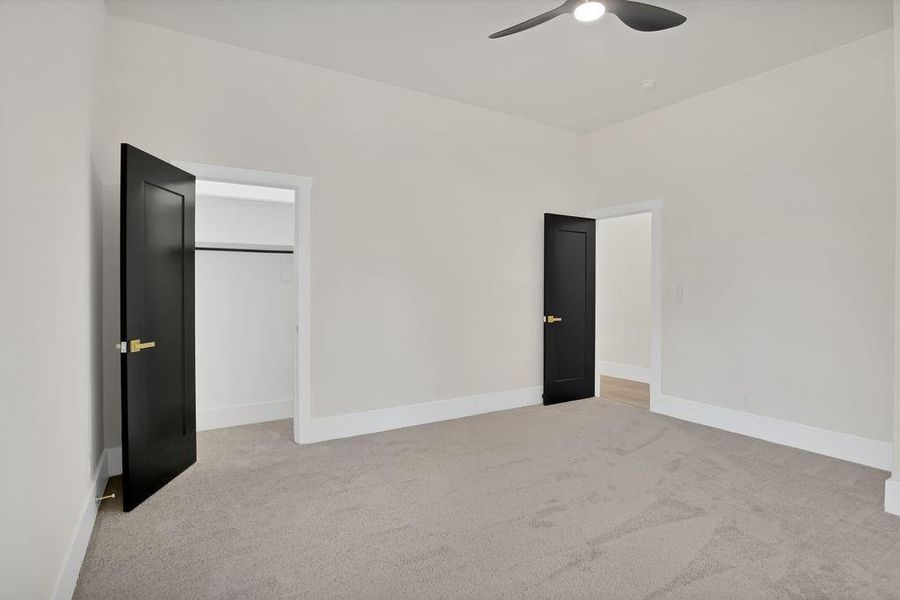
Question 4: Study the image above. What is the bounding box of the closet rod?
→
[195,247,293,255]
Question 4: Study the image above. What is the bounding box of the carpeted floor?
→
[75,398,900,599]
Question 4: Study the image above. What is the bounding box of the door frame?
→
[583,199,662,410]
[175,161,313,445]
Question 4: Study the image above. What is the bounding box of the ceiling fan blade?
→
[606,0,686,32]
[488,1,573,39]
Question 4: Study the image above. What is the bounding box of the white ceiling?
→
[105,0,892,133]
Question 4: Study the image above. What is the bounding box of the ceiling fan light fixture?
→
[488,0,685,39]
[573,1,606,23]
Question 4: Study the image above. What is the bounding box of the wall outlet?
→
[674,283,684,303]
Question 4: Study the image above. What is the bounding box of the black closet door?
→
[120,143,196,511]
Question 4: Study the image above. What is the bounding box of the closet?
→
[194,181,296,431]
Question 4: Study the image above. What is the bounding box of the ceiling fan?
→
[489,0,687,39]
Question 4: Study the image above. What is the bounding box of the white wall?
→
[196,195,294,248]
[95,16,895,467]
[98,16,585,445]
[596,213,652,379]
[0,1,105,598]
[583,32,895,445]
[195,195,295,430]
[196,251,295,430]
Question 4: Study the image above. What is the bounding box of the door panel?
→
[543,214,595,405]
[142,183,186,442]
[121,144,196,511]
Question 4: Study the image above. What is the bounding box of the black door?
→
[543,213,595,405]
[120,144,196,511]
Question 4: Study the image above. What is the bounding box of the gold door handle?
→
[545,315,563,324]
[129,339,157,353]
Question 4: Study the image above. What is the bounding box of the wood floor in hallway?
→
[598,375,650,410]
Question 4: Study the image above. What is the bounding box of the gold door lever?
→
[129,339,157,353]
[545,315,563,324]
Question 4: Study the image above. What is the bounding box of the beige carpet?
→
[75,398,900,599]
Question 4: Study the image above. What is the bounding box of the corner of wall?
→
[886,478,900,516]
[892,0,900,505]
[51,448,116,600]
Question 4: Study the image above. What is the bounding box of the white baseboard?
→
[52,448,114,600]
[297,386,542,444]
[197,399,293,432]
[597,361,650,383]
[653,394,893,471]
[886,478,900,516]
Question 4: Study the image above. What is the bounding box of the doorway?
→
[194,180,296,431]
[176,162,313,444]
[542,202,661,410]
[595,212,652,409]
[118,149,312,511]
[587,200,662,411]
